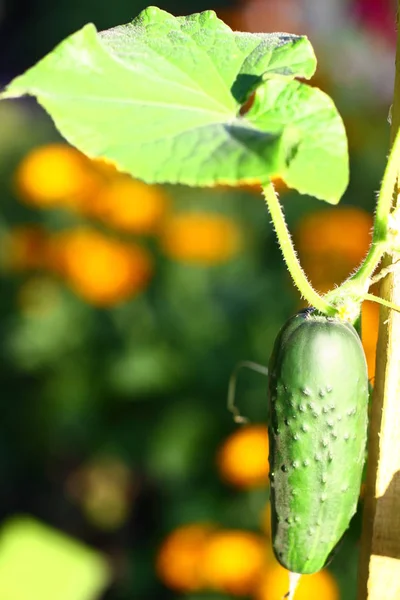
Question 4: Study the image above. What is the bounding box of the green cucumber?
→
[268,308,369,574]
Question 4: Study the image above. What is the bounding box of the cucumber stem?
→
[262,182,335,315]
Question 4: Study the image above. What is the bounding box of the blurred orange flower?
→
[361,300,379,380]
[91,157,120,179]
[14,144,100,209]
[49,228,152,306]
[217,424,269,488]
[295,206,373,292]
[87,177,169,234]
[236,176,288,195]
[156,524,213,592]
[215,173,287,196]
[296,206,372,260]
[201,530,266,595]
[255,562,339,600]
[3,226,49,271]
[161,212,241,265]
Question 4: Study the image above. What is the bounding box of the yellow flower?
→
[201,530,266,595]
[156,524,213,592]
[255,561,339,600]
[3,226,49,271]
[14,144,100,209]
[87,177,169,234]
[161,212,241,265]
[50,228,152,306]
[217,425,269,488]
[295,206,373,292]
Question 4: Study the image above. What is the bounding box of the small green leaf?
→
[1,6,348,202]
[0,517,110,600]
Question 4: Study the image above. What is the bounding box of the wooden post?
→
[357,3,400,599]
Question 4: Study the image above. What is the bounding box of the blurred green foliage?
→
[0,1,394,599]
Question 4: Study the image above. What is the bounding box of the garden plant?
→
[1,4,400,600]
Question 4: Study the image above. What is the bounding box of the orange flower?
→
[161,212,241,265]
[217,425,269,488]
[255,562,339,600]
[361,300,379,380]
[236,176,288,195]
[295,206,373,292]
[201,530,266,595]
[91,157,120,179]
[87,177,169,234]
[215,175,287,196]
[156,524,213,592]
[3,226,49,271]
[296,207,372,260]
[50,228,152,306]
[270,176,289,193]
[14,144,100,209]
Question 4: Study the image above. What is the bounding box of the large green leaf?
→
[0,6,348,202]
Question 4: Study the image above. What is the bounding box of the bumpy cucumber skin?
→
[268,309,369,574]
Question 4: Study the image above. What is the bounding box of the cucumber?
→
[268,308,369,574]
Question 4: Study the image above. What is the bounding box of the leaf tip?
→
[138,5,175,25]
[0,81,25,101]
[145,5,163,17]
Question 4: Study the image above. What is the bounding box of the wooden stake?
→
[357,4,400,598]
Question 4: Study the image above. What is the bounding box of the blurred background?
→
[0,1,395,599]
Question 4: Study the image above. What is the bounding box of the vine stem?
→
[262,182,335,315]
[262,121,400,316]
[261,100,400,321]
[348,127,400,289]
